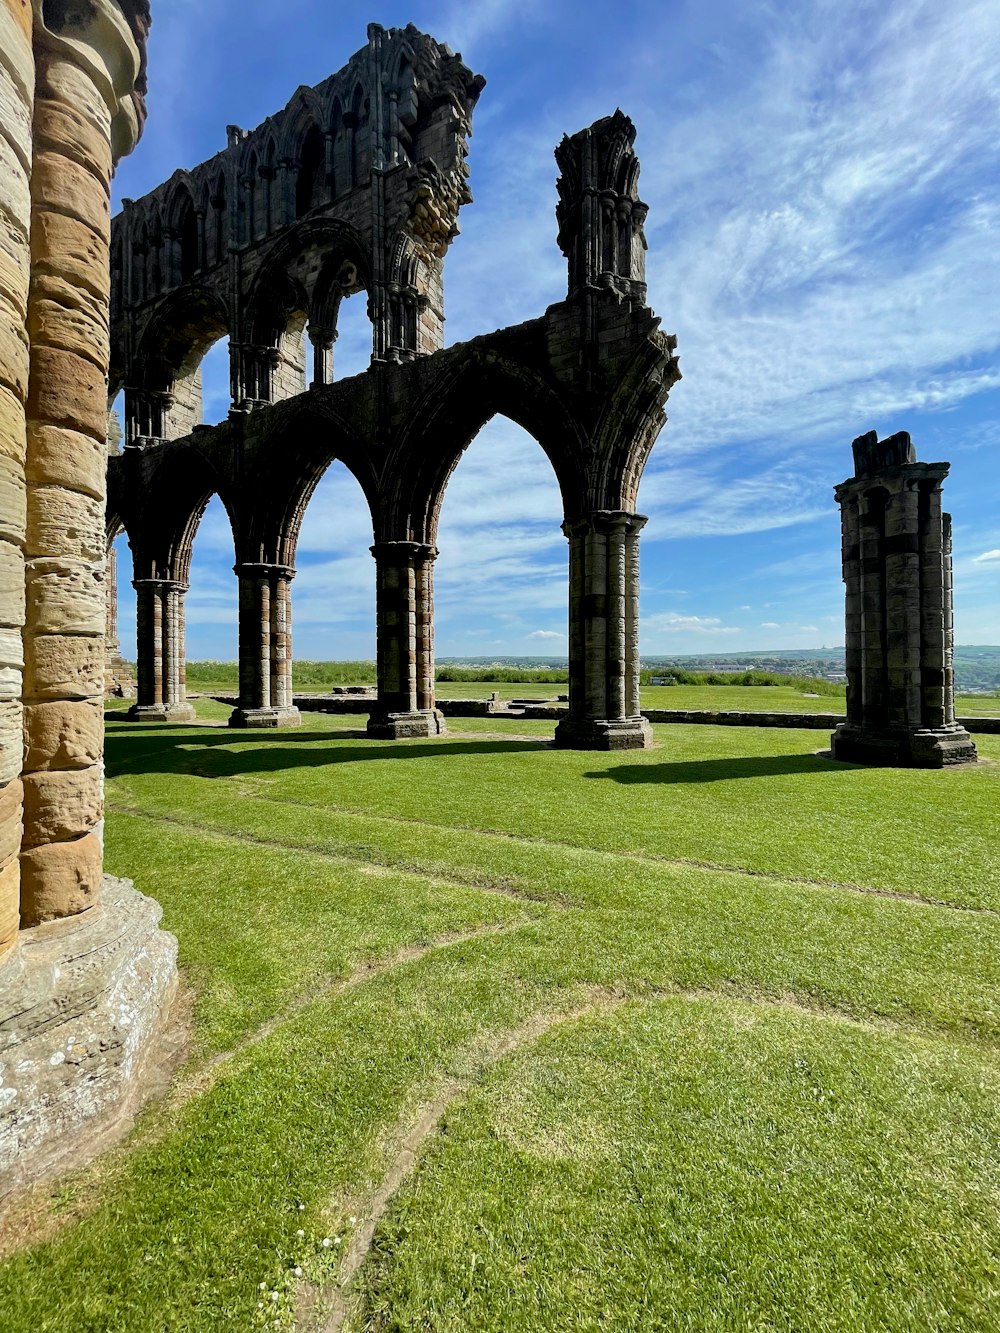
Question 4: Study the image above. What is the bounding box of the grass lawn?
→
[2,703,998,1330]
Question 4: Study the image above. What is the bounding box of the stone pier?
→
[1,0,178,1200]
[830,430,977,768]
[368,541,445,740]
[229,562,301,727]
[555,512,651,750]
[129,577,196,722]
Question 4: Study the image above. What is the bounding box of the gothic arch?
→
[238,400,378,568]
[385,351,588,544]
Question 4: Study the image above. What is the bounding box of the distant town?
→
[438,647,1000,695]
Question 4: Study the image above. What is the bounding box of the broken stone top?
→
[555,109,649,300]
[120,25,484,221]
[851,429,916,478]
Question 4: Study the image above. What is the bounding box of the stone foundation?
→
[128,701,197,723]
[228,705,301,729]
[367,709,446,740]
[553,715,652,750]
[0,875,179,1200]
[830,722,979,768]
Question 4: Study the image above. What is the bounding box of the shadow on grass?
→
[585,753,855,785]
[104,723,550,779]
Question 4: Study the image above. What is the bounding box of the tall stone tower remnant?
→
[831,429,977,768]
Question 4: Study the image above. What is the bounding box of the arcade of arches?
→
[108,24,681,750]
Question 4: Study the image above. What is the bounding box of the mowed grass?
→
[1,706,998,1331]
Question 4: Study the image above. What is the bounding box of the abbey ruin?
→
[0,4,979,1208]
[106,24,679,749]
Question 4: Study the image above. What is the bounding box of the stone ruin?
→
[106,24,680,750]
[0,5,979,1207]
[831,430,977,767]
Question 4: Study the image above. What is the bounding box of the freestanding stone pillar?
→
[554,511,651,750]
[128,577,196,722]
[368,541,445,739]
[229,562,301,727]
[830,430,977,768]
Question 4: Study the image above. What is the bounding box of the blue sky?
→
[111,0,1000,661]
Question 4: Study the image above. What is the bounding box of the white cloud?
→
[527,629,563,640]
[973,549,1000,564]
[761,621,781,629]
[645,612,740,635]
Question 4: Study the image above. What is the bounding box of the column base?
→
[553,714,653,750]
[830,723,978,768]
[0,876,181,1202]
[126,702,197,723]
[228,706,302,729]
[367,709,447,740]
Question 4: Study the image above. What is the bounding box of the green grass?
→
[2,709,998,1330]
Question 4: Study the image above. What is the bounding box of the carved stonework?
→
[831,430,977,768]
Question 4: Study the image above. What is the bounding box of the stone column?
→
[831,430,976,768]
[368,541,445,739]
[309,327,335,387]
[0,0,33,964]
[554,511,651,750]
[229,563,300,727]
[20,11,142,923]
[128,578,195,722]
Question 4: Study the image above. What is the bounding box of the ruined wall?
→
[111,24,485,446]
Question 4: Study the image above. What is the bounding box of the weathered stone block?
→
[27,485,105,563]
[29,209,109,304]
[0,383,27,462]
[0,452,26,544]
[25,633,104,701]
[24,421,106,498]
[31,152,110,241]
[0,538,25,628]
[0,777,23,865]
[28,272,110,370]
[26,345,108,439]
[0,856,18,955]
[26,556,104,635]
[0,295,29,402]
[19,830,103,923]
[22,766,102,847]
[0,877,179,1196]
[38,53,114,143]
[32,97,113,185]
[24,699,103,771]
[0,700,23,784]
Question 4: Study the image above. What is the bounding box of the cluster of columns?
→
[0,0,144,956]
[555,512,650,750]
[831,430,977,768]
[129,578,195,722]
[229,563,298,727]
[122,509,653,750]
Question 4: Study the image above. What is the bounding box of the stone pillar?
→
[368,541,445,739]
[554,511,651,750]
[831,430,976,768]
[229,563,300,727]
[21,12,140,924]
[309,327,335,387]
[128,578,195,722]
[0,0,33,965]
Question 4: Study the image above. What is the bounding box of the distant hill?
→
[438,649,1000,694]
